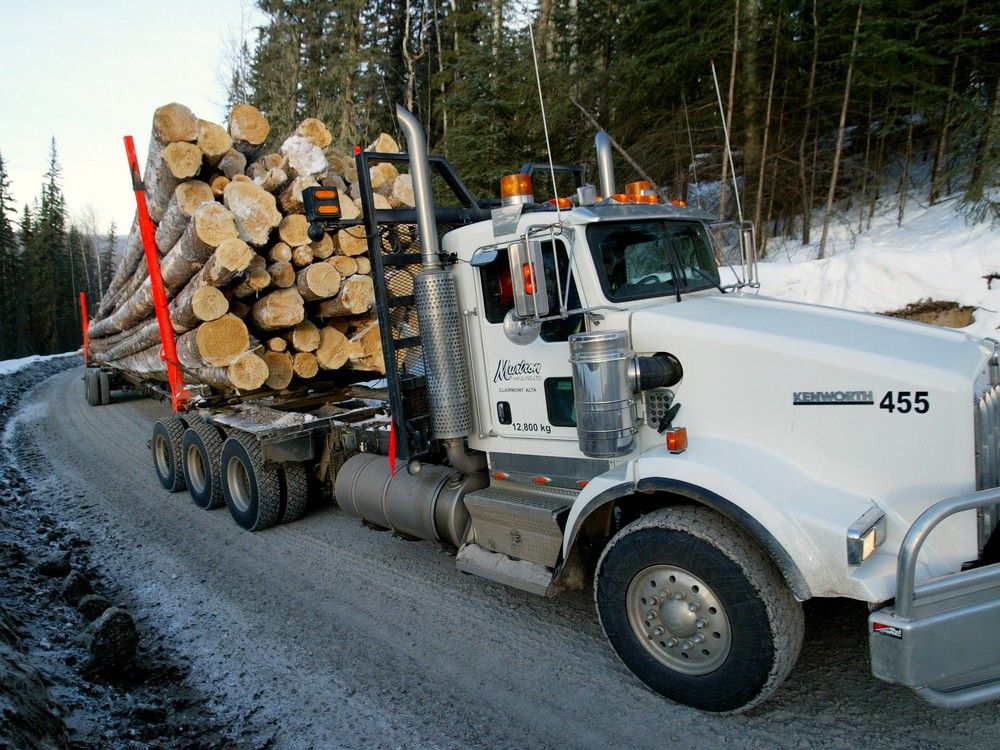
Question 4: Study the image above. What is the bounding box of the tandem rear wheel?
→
[151,417,187,493]
[220,434,310,531]
[181,420,226,510]
[83,367,113,406]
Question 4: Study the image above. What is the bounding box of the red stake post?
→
[124,135,188,413]
[79,291,90,365]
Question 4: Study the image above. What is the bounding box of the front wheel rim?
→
[625,564,732,675]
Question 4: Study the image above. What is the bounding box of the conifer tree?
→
[0,151,20,358]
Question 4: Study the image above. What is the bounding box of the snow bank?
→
[0,352,80,377]
[726,198,1000,338]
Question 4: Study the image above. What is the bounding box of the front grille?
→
[975,384,1000,553]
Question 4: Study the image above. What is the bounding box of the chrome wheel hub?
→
[626,564,732,675]
[154,435,170,476]
[226,457,252,513]
[187,444,207,494]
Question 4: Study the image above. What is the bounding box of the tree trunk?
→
[718,0,740,222]
[798,0,819,245]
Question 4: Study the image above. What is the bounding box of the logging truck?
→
[84,104,1000,713]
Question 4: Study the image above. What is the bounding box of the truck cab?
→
[318,106,1000,713]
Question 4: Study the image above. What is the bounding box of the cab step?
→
[456,543,558,597]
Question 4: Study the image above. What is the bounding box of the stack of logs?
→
[89,102,417,393]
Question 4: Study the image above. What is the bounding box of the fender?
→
[562,438,885,601]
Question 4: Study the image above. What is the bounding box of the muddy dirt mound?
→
[883,299,975,328]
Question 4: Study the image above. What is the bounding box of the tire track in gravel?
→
[15,367,1000,749]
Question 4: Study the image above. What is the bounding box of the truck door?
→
[475,238,583,442]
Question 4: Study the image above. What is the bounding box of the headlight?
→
[847,506,887,565]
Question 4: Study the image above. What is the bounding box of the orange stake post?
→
[79,291,90,366]
[123,135,188,413]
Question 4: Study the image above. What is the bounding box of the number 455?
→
[879,390,930,414]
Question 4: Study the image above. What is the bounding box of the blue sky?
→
[0,0,262,234]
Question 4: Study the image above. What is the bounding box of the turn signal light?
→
[317,204,340,215]
[666,427,688,454]
[532,476,552,485]
[522,263,536,295]
[625,180,653,196]
[671,199,687,207]
[547,196,572,209]
[492,471,509,481]
[303,185,343,224]
[610,193,629,203]
[500,173,534,206]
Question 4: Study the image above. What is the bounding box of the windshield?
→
[586,220,720,302]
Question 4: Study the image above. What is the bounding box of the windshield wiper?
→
[690,266,727,294]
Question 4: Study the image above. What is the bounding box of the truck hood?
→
[629,293,989,382]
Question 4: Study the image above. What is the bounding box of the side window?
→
[477,241,583,342]
[544,377,576,426]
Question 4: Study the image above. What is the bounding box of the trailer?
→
[85,105,1000,713]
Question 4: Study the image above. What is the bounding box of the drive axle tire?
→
[595,506,804,714]
[98,370,111,406]
[279,462,309,524]
[221,434,281,531]
[181,421,226,510]
[152,418,187,493]
[84,369,100,406]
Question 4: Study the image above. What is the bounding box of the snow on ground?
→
[0,351,80,377]
[722,196,1000,338]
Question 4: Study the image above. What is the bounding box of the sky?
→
[0,0,262,235]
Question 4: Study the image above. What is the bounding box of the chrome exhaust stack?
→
[395,105,484,472]
[595,130,616,198]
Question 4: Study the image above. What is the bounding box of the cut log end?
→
[227,351,269,391]
[263,351,294,390]
[191,286,229,322]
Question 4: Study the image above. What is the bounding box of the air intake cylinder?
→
[569,330,637,458]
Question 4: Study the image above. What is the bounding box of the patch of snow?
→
[725,196,1000,338]
[0,352,80,377]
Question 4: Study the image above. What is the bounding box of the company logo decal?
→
[493,359,542,383]
[793,390,874,405]
[872,622,902,639]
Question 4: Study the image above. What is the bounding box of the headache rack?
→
[312,149,490,464]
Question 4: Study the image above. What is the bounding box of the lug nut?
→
[673,591,686,601]
[695,618,707,629]
[666,637,678,648]
[687,602,701,612]
[653,626,664,636]
[692,633,705,644]
[681,640,692,651]
[648,596,659,606]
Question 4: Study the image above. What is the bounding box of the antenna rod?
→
[528,24,561,220]
[711,60,743,224]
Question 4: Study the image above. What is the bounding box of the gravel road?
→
[8,366,999,748]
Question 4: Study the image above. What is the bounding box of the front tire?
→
[181,421,226,510]
[595,506,803,713]
[220,434,281,531]
[151,418,187,493]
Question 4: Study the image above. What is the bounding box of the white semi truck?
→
[88,105,1000,713]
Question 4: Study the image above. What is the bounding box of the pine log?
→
[267,337,287,352]
[269,242,293,263]
[176,314,249,368]
[280,135,328,178]
[266,260,295,288]
[370,162,399,193]
[96,219,141,318]
[154,180,214,253]
[223,180,282,247]
[290,245,314,268]
[226,351,269,390]
[296,264,341,301]
[89,203,238,338]
[317,275,374,317]
[197,119,233,166]
[279,175,318,214]
[228,103,270,157]
[336,227,368,257]
[169,239,254,332]
[288,320,320,352]
[315,327,352,370]
[144,103,200,222]
[310,232,334,259]
[328,256,358,277]
[355,256,371,275]
[390,174,416,208]
[366,133,400,153]
[296,118,332,149]
[145,142,202,223]
[326,152,358,184]
[219,149,247,179]
[292,351,319,379]
[263,351,294,390]
[209,174,230,198]
[251,288,305,331]
[189,286,228,323]
[229,300,250,319]
[278,214,310,247]
[348,322,386,375]
[250,165,288,193]
[232,258,271,298]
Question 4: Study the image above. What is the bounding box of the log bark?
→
[219,149,247,179]
[296,264,341,301]
[145,142,203,223]
[223,180,282,247]
[144,104,200,222]
[154,180,214,253]
[317,275,374,317]
[251,288,305,331]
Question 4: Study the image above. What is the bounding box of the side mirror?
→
[508,239,549,318]
[740,220,758,286]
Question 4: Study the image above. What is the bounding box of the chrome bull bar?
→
[869,487,1000,708]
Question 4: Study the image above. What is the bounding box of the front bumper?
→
[869,487,1000,708]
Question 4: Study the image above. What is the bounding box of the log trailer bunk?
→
[82,106,1000,713]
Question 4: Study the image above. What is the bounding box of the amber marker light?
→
[532,476,552,485]
[314,188,338,200]
[500,173,534,206]
[521,263,536,295]
[317,204,340,215]
[547,196,572,209]
[666,427,688,454]
[625,180,653,196]
[492,471,509,480]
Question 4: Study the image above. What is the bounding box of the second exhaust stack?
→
[596,130,616,198]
